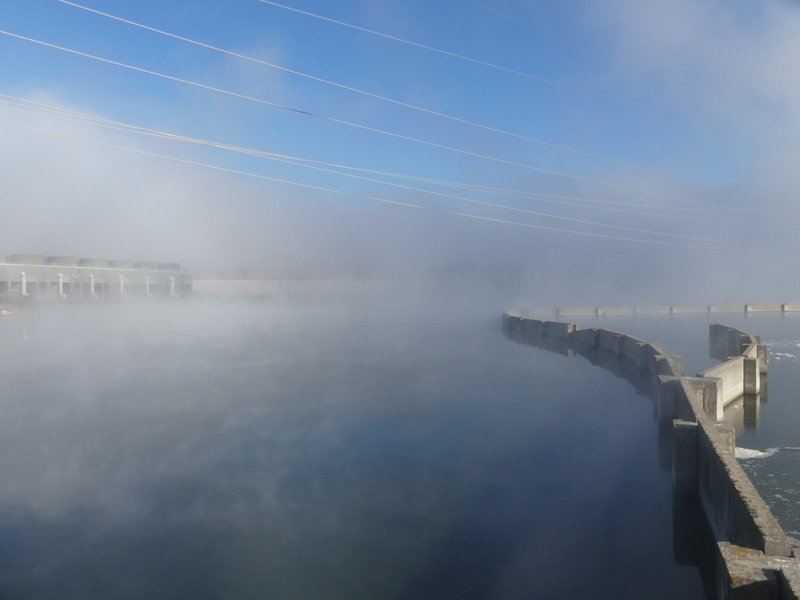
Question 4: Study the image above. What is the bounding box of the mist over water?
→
[4,0,800,597]
[0,289,709,599]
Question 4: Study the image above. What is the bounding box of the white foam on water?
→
[736,447,781,459]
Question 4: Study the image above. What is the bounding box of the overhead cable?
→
[256,0,595,95]
[0,29,762,213]
[0,117,766,250]
[0,95,768,247]
[58,0,653,174]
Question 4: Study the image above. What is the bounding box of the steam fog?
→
[2,0,799,305]
[1,0,800,597]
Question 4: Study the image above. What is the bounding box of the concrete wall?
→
[524,302,800,317]
[501,311,798,598]
[698,357,745,409]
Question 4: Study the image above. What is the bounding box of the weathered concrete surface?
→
[757,344,768,374]
[620,335,647,367]
[697,415,792,557]
[502,309,793,594]
[543,321,579,338]
[596,329,623,354]
[654,354,685,377]
[782,303,800,313]
[717,542,778,599]
[569,328,596,347]
[699,357,746,408]
[717,543,800,600]
[744,358,760,395]
[673,420,699,497]
[522,319,544,336]
[779,561,800,599]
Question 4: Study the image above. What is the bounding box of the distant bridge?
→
[0,255,191,299]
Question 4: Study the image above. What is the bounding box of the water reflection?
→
[504,321,715,597]
[0,300,711,598]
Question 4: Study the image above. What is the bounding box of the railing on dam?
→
[502,311,800,599]
[0,254,192,300]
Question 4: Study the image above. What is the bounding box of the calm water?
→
[0,294,714,599]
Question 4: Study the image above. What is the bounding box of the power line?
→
[0,93,706,219]
[58,0,653,175]
[0,117,759,249]
[257,0,785,210]
[0,95,767,247]
[256,0,597,96]
[0,28,756,212]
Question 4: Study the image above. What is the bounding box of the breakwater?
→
[502,310,800,599]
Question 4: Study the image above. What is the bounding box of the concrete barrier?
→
[501,310,797,597]
[620,335,647,366]
[569,328,597,347]
[697,416,791,557]
[782,303,800,313]
[543,321,579,338]
[595,329,623,354]
[699,357,745,408]
[522,319,544,335]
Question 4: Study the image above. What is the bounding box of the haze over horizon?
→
[2,0,800,305]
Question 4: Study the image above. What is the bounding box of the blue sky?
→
[1,0,799,298]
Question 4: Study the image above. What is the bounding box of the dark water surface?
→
[0,296,710,599]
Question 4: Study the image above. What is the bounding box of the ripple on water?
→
[739,447,800,549]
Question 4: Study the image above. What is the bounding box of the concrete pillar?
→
[757,344,768,374]
[145,275,151,297]
[170,276,177,298]
[673,420,699,497]
[715,423,736,453]
[744,357,760,395]
[20,271,28,296]
[656,376,680,423]
[119,275,125,296]
[743,394,760,429]
[89,274,97,298]
[702,379,724,421]
[57,273,66,298]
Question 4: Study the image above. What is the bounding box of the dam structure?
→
[503,310,800,600]
[0,255,192,300]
